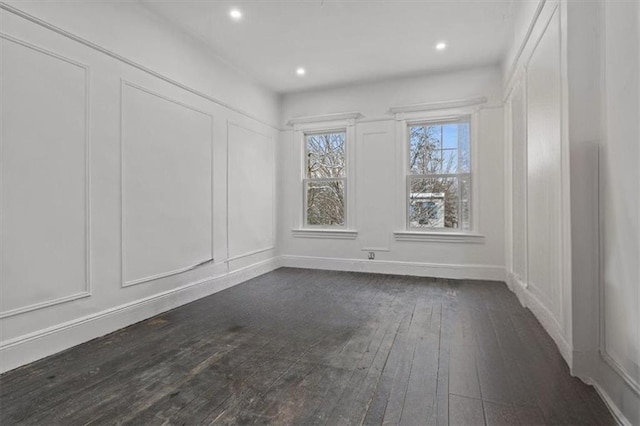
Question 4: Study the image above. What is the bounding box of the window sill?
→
[393,231,485,244]
[292,229,358,240]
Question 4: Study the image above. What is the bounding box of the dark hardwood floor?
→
[0,268,614,425]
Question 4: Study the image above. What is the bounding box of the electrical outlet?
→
[368,251,375,260]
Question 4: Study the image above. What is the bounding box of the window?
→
[407,118,471,230]
[304,131,346,227]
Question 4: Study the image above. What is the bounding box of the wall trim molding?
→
[388,96,487,115]
[226,247,275,263]
[280,255,505,281]
[0,257,279,374]
[225,120,277,263]
[598,2,640,393]
[0,31,92,318]
[0,292,92,320]
[291,229,358,240]
[393,231,485,244]
[600,350,640,396]
[506,271,572,366]
[589,380,633,426]
[287,112,363,127]
[119,79,215,287]
[0,1,279,130]
[503,0,548,97]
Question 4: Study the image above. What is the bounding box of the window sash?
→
[405,118,472,231]
[303,129,347,228]
[303,177,347,228]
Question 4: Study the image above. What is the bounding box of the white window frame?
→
[289,113,359,239]
[392,102,484,243]
[303,129,348,229]
[405,117,472,230]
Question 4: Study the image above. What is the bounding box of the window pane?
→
[306,132,346,178]
[306,180,345,226]
[409,120,470,175]
[442,124,458,149]
[409,177,467,229]
[442,148,458,172]
[409,125,440,174]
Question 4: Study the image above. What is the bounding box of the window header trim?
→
[287,112,363,128]
[388,97,487,115]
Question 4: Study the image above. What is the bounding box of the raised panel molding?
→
[120,80,214,287]
[0,2,278,130]
[358,129,392,251]
[599,0,640,396]
[0,257,280,373]
[0,33,91,318]
[226,121,276,261]
[510,74,528,283]
[525,4,565,331]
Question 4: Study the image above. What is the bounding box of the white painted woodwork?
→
[1,5,638,426]
[121,82,213,286]
[279,67,505,276]
[504,1,640,423]
[1,0,279,127]
[357,122,394,251]
[1,35,89,316]
[602,0,640,395]
[525,7,563,329]
[503,0,571,366]
[510,76,527,283]
[0,4,278,373]
[227,123,275,260]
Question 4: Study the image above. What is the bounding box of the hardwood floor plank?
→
[449,394,485,426]
[0,268,615,425]
[483,401,520,426]
[435,291,456,426]
[381,299,424,425]
[400,301,441,425]
[448,308,482,400]
[514,405,547,426]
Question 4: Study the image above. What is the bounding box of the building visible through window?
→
[408,119,471,230]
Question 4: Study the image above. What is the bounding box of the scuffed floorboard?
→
[0,268,615,425]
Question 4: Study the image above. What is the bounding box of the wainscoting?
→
[0,3,278,373]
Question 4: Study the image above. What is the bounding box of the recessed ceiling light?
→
[229,8,242,20]
[436,42,447,51]
[296,67,306,76]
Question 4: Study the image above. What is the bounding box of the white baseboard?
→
[505,272,639,426]
[279,255,506,281]
[506,272,572,367]
[590,380,633,426]
[0,257,279,374]
[572,350,597,380]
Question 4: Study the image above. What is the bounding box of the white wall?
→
[595,0,640,423]
[281,67,502,126]
[504,0,573,363]
[279,67,505,280]
[502,0,545,81]
[504,0,640,424]
[2,0,280,127]
[0,2,278,373]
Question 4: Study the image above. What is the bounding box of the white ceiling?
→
[139,0,515,94]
